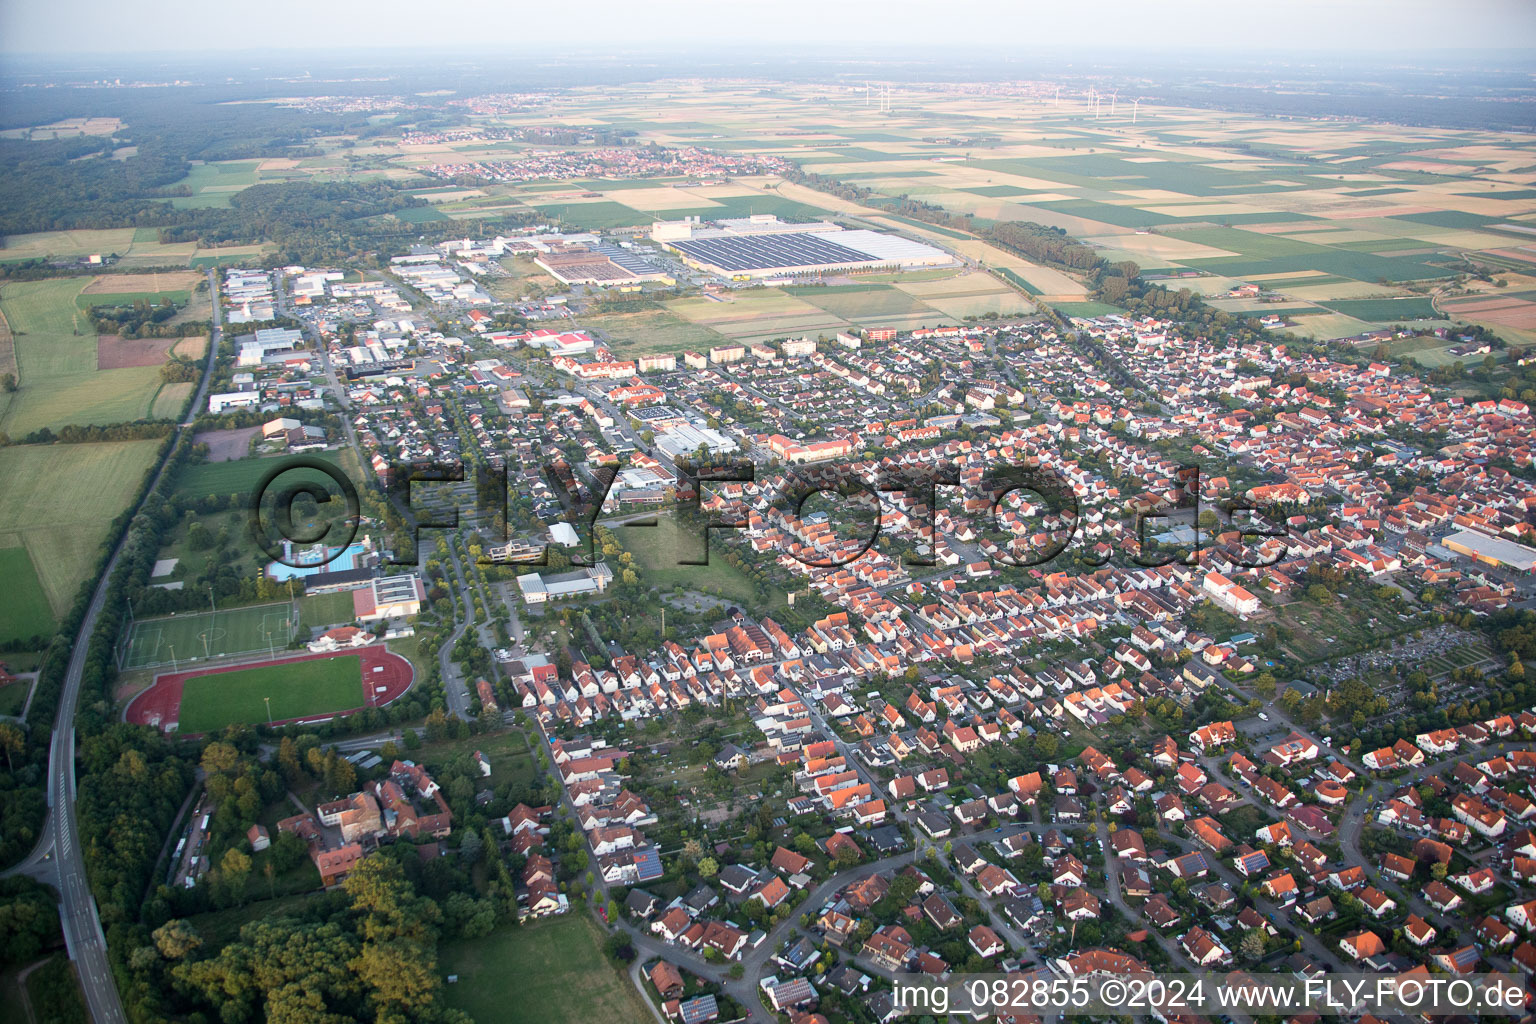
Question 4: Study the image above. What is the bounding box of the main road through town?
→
[2,270,225,1023]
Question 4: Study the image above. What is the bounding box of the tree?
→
[603,932,636,963]
[1239,929,1266,962]
[697,857,719,878]
[0,373,15,393]
[0,723,23,772]
[355,937,439,1014]
[219,847,252,904]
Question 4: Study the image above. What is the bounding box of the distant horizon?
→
[2,0,1534,59]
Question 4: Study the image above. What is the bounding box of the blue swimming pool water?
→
[267,541,367,581]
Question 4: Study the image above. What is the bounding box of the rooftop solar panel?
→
[670,231,876,272]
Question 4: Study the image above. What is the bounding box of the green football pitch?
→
[121,602,297,670]
[176,655,363,733]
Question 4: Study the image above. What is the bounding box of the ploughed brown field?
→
[95,334,177,370]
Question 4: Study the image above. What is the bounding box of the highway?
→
[4,269,224,1023]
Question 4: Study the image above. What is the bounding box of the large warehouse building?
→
[651,214,954,279]
[1440,529,1536,573]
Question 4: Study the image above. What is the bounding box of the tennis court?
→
[119,601,298,670]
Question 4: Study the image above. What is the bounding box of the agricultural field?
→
[0,439,160,618]
[166,160,262,209]
[0,541,54,645]
[457,84,1536,336]
[664,289,843,344]
[175,655,362,734]
[580,306,727,355]
[0,228,268,269]
[440,915,652,1024]
[0,276,191,435]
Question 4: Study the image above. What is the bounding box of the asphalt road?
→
[2,270,224,1023]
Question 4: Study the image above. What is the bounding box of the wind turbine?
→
[1110,91,1118,117]
[1054,84,1060,107]
[1133,98,1142,123]
[866,82,871,107]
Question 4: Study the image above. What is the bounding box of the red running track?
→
[124,644,414,733]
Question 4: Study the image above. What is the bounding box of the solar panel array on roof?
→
[594,244,659,275]
[670,231,875,272]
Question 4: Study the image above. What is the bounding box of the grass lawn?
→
[174,449,356,499]
[0,440,160,616]
[0,679,30,717]
[419,729,541,792]
[176,654,362,733]
[301,590,359,629]
[0,542,55,644]
[621,513,776,607]
[441,914,651,1024]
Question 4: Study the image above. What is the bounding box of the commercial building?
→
[1441,529,1536,573]
[656,423,739,459]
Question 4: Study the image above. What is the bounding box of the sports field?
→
[176,655,361,733]
[121,602,298,670]
[125,646,414,733]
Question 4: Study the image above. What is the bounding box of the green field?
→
[0,679,30,717]
[1321,297,1438,321]
[0,277,166,435]
[300,590,358,629]
[123,602,298,671]
[166,161,261,209]
[581,307,728,355]
[528,200,654,230]
[176,654,363,733]
[796,283,940,323]
[441,915,653,1024]
[620,513,778,607]
[1052,300,1127,317]
[0,542,55,645]
[175,450,356,499]
[0,440,160,617]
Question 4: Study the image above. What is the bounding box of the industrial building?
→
[651,215,954,279]
[656,422,739,459]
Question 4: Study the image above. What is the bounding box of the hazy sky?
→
[2,0,1533,56]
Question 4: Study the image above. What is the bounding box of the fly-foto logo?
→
[249,454,1290,572]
